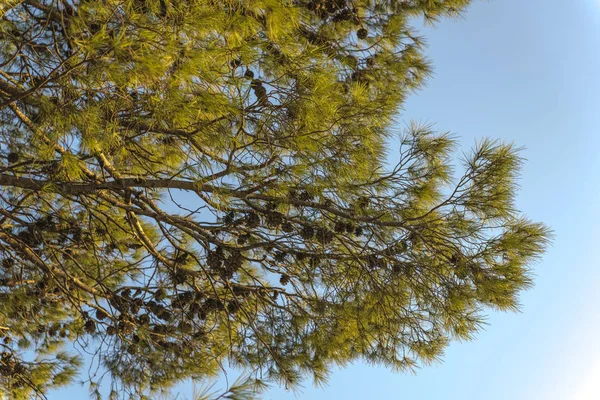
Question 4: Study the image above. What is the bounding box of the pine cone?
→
[237,234,250,245]
[153,288,167,301]
[274,251,287,262]
[300,226,315,240]
[84,320,96,334]
[279,274,290,286]
[95,308,110,320]
[245,212,260,228]
[299,191,313,201]
[227,302,240,314]
[224,211,235,225]
[316,228,334,244]
[7,152,18,164]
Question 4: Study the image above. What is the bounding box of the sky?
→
[48,0,600,399]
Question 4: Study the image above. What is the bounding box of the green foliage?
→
[0,0,548,398]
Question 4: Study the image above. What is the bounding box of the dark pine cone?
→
[299,191,313,201]
[250,79,262,90]
[226,250,243,271]
[227,301,240,314]
[332,8,354,22]
[170,269,187,285]
[189,301,201,314]
[265,212,284,227]
[18,228,43,247]
[1,258,15,269]
[334,221,346,233]
[207,251,224,269]
[84,320,96,334]
[450,253,460,264]
[274,251,287,262]
[219,266,234,280]
[300,226,315,240]
[245,212,260,228]
[316,228,334,244]
[279,274,290,286]
[138,314,151,325]
[153,288,167,301]
[174,252,190,264]
[391,262,404,275]
[224,211,235,225]
[204,298,225,311]
[95,308,110,320]
[366,255,383,269]
[130,298,143,314]
[7,152,19,164]
[178,321,193,334]
[237,234,250,245]
[254,84,269,103]
[173,291,194,307]
[48,326,58,337]
[157,310,172,322]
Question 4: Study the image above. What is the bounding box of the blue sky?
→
[49,0,600,398]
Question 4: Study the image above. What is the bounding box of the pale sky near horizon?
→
[49,0,600,399]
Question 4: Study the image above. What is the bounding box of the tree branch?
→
[0,174,408,227]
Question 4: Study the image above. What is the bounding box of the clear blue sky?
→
[49,0,600,398]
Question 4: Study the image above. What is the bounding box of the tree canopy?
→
[0,0,549,398]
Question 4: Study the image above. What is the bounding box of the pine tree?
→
[0,0,549,398]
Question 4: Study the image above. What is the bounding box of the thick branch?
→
[0,174,407,227]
